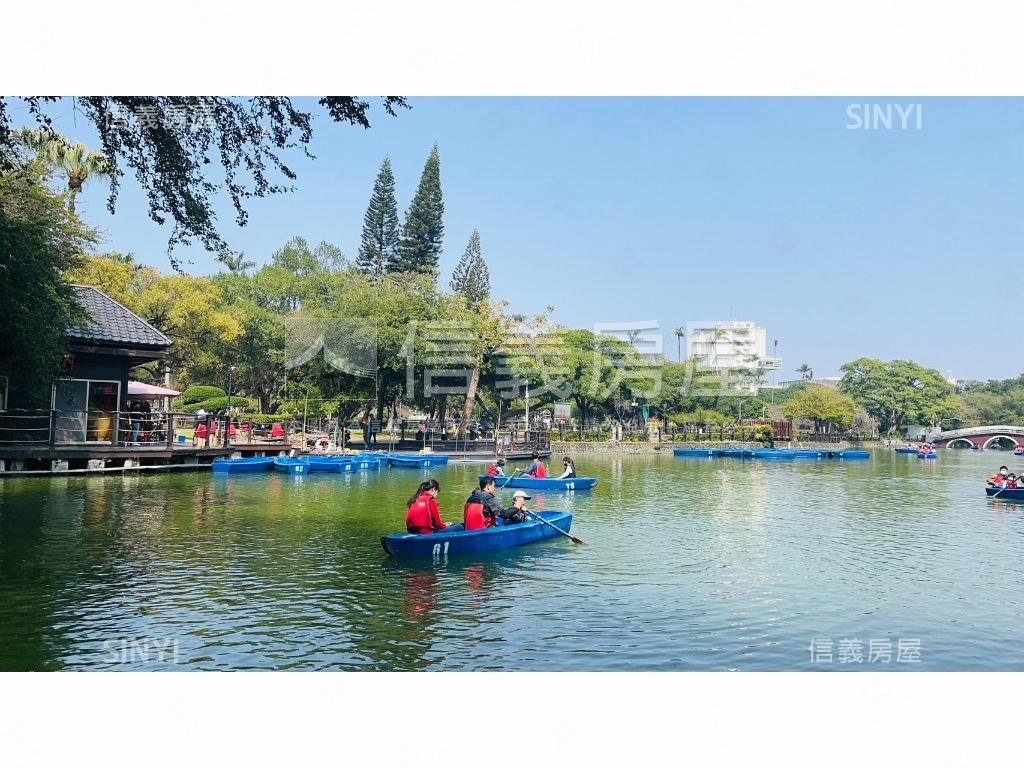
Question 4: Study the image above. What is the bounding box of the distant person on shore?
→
[556,456,577,479]
[487,457,506,476]
[523,451,547,478]
[405,479,450,534]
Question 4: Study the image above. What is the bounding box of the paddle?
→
[498,469,522,489]
[524,509,586,545]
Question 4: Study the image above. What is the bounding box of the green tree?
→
[216,250,256,273]
[394,144,443,275]
[356,156,401,279]
[15,127,111,214]
[1,97,409,264]
[450,229,490,303]
[781,384,856,433]
[839,357,957,435]
[796,363,813,380]
[0,160,95,403]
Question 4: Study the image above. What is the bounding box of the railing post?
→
[166,412,174,449]
[48,409,57,448]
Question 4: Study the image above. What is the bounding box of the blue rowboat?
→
[388,453,450,469]
[273,457,309,475]
[673,448,720,457]
[303,455,353,472]
[212,456,275,473]
[986,486,1024,500]
[381,511,573,557]
[917,452,937,459]
[895,447,919,454]
[344,455,383,471]
[479,474,598,491]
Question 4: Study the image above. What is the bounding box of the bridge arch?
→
[946,438,976,449]
[982,435,1022,450]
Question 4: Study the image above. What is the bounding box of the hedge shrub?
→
[175,386,226,407]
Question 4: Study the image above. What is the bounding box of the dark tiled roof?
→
[68,285,171,349]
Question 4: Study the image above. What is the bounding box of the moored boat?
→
[381,510,573,556]
[303,455,353,472]
[273,457,309,475]
[212,456,276,473]
[895,447,919,454]
[917,452,937,460]
[479,474,598,491]
[387,453,450,468]
[673,448,720,457]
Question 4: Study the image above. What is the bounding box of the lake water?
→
[1,449,1022,671]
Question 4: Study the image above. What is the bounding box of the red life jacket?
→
[464,500,487,530]
[401,495,438,532]
[487,464,500,476]
[535,463,547,478]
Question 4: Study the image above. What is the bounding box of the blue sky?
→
[25,97,1024,381]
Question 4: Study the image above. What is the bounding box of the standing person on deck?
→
[523,451,547,478]
[405,479,449,534]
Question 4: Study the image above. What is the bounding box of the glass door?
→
[52,380,120,444]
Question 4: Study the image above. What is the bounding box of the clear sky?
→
[26,97,1024,382]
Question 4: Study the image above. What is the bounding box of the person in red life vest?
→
[987,466,1010,486]
[523,451,547,478]
[486,457,507,476]
[1006,473,1019,489]
[194,422,208,444]
[463,476,519,530]
[405,479,449,535]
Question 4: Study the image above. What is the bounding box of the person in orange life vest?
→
[487,457,506,476]
[405,479,449,534]
[523,451,547,478]
[988,466,1010,486]
[463,477,520,530]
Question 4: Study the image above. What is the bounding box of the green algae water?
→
[1,450,1022,671]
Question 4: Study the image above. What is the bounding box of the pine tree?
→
[393,144,444,275]
[450,229,490,303]
[356,156,400,279]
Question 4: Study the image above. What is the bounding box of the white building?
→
[686,320,781,391]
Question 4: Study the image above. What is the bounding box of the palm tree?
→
[796,363,813,380]
[216,250,256,273]
[16,127,111,214]
[674,326,686,362]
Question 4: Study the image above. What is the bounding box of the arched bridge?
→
[931,425,1024,450]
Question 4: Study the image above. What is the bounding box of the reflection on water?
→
[2,451,1024,670]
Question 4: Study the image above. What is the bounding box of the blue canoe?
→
[381,511,573,556]
[273,457,309,475]
[388,453,450,469]
[986,486,1024,500]
[917,453,937,459]
[212,456,275,473]
[479,474,598,491]
[895,448,919,454]
[673,448,721,457]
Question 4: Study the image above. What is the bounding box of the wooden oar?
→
[524,509,586,545]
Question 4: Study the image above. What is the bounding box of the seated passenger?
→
[504,490,531,525]
[987,466,1010,486]
[405,479,448,535]
[557,456,577,479]
[463,477,516,530]
[523,451,547,478]
[486,457,507,477]
[1007,473,1019,489]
